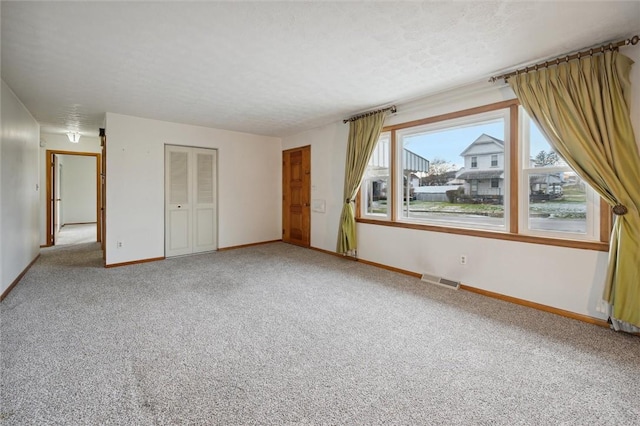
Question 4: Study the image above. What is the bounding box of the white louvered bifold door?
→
[192,148,217,253]
[165,145,217,257]
[166,146,193,257]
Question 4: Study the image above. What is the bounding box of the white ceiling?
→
[2,1,639,138]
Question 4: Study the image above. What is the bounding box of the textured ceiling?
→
[2,1,639,138]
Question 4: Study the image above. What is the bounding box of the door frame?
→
[45,150,102,247]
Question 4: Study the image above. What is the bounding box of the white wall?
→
[282,122,349,251]
[38,133,101,245]
[0,80,40,296]
[105,113,281,265]
[60,155,97,224]
[281,44,640,321]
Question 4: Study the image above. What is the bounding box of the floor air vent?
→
[421,273,460,290]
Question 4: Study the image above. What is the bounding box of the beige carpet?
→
[1,242,638,425]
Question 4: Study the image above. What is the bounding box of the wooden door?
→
[282,146,310,247]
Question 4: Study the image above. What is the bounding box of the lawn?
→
[371,199,587,220]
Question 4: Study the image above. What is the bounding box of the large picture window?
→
[358,100,608,250]
[397,109,508,231]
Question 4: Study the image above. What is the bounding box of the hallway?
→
[55,223,97,246]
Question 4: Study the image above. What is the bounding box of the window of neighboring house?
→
[361,132,391,219]
[396,107,508,231]
[358,100,607,250]
[520,109,600,240]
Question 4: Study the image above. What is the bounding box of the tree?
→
[421,158,457,186]
[534,150,560,167]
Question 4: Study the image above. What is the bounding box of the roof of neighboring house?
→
[456,170,504,180]
[460,133,504,157]
[368,142,430,173]
[403,149,430,173]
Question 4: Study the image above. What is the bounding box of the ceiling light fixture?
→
[67,132,81,143]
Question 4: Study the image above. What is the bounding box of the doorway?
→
[282,145,311,247]
[45,150,102,247]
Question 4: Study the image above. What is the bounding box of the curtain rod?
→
[489,35,639,83]
[343,105,397,124]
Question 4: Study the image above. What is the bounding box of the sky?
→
[401,117,551,170]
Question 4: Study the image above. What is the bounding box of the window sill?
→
[356,217,609,252]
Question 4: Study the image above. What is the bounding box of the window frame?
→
[519,109,601,241]
[356,99,610,252]
[394,107,511,232]
[360,131,392,221]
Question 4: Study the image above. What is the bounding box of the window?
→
[520,110,600,240]
[358,100,607,250]
[397,108,508,231]
[361,132,391,218]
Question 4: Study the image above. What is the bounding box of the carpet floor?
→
[55,223,97,246]
[1,242,639,425]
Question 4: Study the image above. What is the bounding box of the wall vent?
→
[421,273,460,290]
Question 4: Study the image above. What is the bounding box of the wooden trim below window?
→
[356,218,609,251]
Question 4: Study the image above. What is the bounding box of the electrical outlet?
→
[117,241,123,248]
[459,255,467,265]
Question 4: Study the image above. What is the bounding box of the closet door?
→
[192,148,217,253]
[166,146,193,257]
[165,145,217,257]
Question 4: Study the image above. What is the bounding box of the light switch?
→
[312,199,326,213]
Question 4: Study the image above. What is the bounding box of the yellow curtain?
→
[337,111,388,255]
[509,51,640,330]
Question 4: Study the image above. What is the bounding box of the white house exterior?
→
[455,134,505,199]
